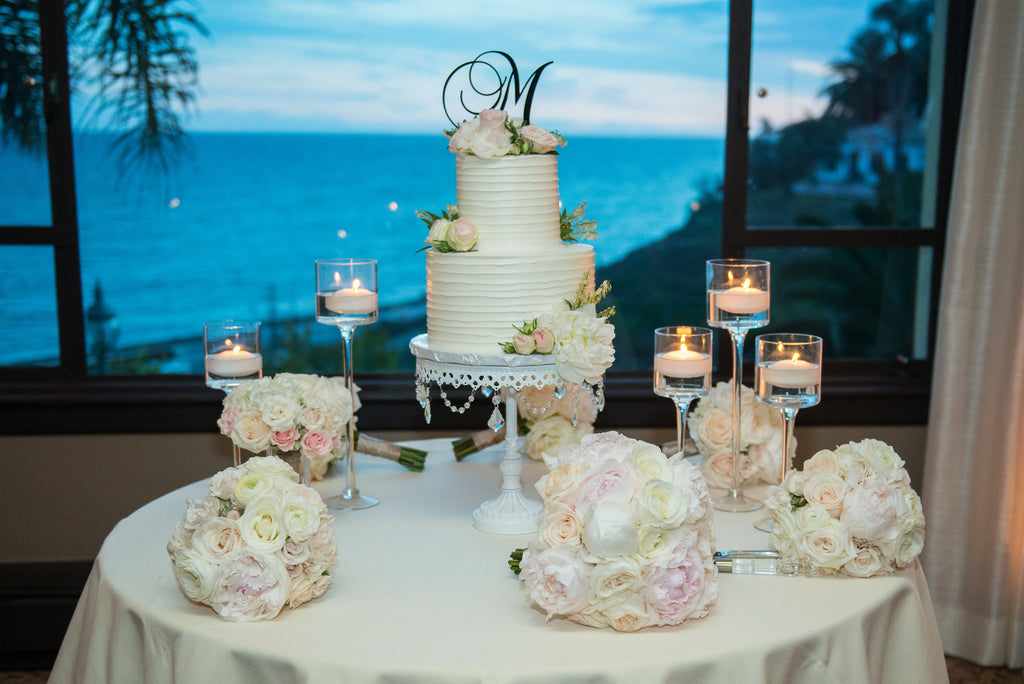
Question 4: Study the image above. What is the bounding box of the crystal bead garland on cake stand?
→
[410,334,585,534]
[204,319,263,467]
[316,258,379,510]
[707,258,770,512]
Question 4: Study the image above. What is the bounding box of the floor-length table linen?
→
[50,437,948,684]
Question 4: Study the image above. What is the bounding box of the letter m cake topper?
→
[443,51,553,126]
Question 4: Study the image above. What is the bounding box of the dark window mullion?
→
[721,0,753,257]
[38,0,85,376]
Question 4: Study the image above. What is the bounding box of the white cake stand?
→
[410,334,561,534]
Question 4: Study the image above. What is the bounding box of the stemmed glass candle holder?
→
[204,320,262,467]
[707,258,770,512]
[653,327,712,457]
[316,258,379,510]
[754,333,822,531]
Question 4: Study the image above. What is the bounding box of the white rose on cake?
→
[538,305,615,386]
[447,109,514,158]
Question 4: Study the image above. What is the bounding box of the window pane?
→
[0,0,51,226]
[749,245,932,361]
[68,1,729,376]
[0,245,59,366]
[747,1,935,229]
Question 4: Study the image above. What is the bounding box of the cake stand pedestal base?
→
[472,399,543,534]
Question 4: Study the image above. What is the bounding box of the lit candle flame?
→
[742,278,751,288]
[232,345,242,355]
[678,342,689,354]
[334,271,342,287]
[792,352,800,363]
[352,278,362,291]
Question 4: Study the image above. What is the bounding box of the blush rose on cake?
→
[511,432,718,631]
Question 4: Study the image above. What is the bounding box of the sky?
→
[107,0,882,137]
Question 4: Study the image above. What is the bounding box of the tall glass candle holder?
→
[316,258,379,510]
[754,333,822,531]
[205,320,262,468]
[707,258,770,512]
[653,327,712,457]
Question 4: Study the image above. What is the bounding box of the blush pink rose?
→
[447,218,478,251]
[218,406,239,435]
[300,430,333,457]
[271,428,300,452]
[532,327,555,354]
[519,124,564,154]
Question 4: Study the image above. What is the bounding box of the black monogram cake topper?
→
[443,51,553,127]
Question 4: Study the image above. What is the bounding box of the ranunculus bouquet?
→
[167,456,337,622]
[688,380,787,487]
[764,439,925,577]
[512,432,718,632]
[217,373,356,481]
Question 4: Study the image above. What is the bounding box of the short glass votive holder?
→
[204,320,262,392]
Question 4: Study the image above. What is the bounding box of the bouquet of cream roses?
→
[764,439,925,577]
[217,373,356,481]
[688,380,787,487]
[167,456,337,622]
[512,432,718,632]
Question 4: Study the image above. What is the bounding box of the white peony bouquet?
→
[764,439,925,577]
[167,456,337,622]
[217,373,356,481]
[688,380,787,487]
[511,432,718,632]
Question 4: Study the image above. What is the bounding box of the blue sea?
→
[0,133,723,366]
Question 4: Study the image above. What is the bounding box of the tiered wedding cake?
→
[423,109,596,354]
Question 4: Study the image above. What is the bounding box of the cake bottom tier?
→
[426,243,595,354]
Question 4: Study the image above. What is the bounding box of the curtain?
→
[922,0,1024,668]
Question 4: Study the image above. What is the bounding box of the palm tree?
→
[1,0,206,174]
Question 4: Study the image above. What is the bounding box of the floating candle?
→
[325,278,378,314]
[713,278,770,315]
[761,354,820,388]
[206,346,262,377]
[654,345,712,378]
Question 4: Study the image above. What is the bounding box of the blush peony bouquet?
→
[217,373,356,481]
[167,456,337,622]
[446,108,565,159]
[764,439,925,577]
[688,380,787,487]
[511,432,718,632]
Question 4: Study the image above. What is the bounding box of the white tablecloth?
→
[50,437,948,684]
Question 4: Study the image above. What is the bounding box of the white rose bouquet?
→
[688,380,787,487]
[217,373,355,481]
[510,432,718,632]
[167,456,337,622]
[764,439,925,577]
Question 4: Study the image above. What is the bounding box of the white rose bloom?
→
[539,502,583,550]
[892,527,925,569]
[631,442,668,482]
[842,545,886,578]
[692,407,733,456]
[233,473,274,507]
[524,414,586,461]
[242,455,300,482]
[794,520,857,571]
[603,592,655,633]
[258,393,302,431]
[802,472,848,516]
[588,556,645,614]
[427,218,452,247]
[281,489,322,542]
[238,491,287,553]
[190,517,244,561]
[535,461,591,505]
[231,409,272,453]
[803,449,839,475]
[633,480,692,530]
[173,549,219,603]
[794,505,834,531]
[208,466,244,500]
[581,501,641,559]
[538,308,615,385]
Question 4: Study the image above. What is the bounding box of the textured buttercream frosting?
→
[426,244,595,353]
[427,151,595,353]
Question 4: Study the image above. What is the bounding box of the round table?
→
[50,437,948,684]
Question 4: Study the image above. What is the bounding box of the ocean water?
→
[0,132,723,366]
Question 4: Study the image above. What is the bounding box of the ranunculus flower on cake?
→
[511,432,717,631]
[688,380,787,487]
[167,456,337,621]
[219,373,356,481]
[764,439,925,577]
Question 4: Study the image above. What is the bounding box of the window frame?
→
[0,0,973,435]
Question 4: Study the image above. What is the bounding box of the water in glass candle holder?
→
[315,293,379,327]
[707,289,770,330]
[654,370,711,398]
[205,363,262,392]
[755,372,821,410]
